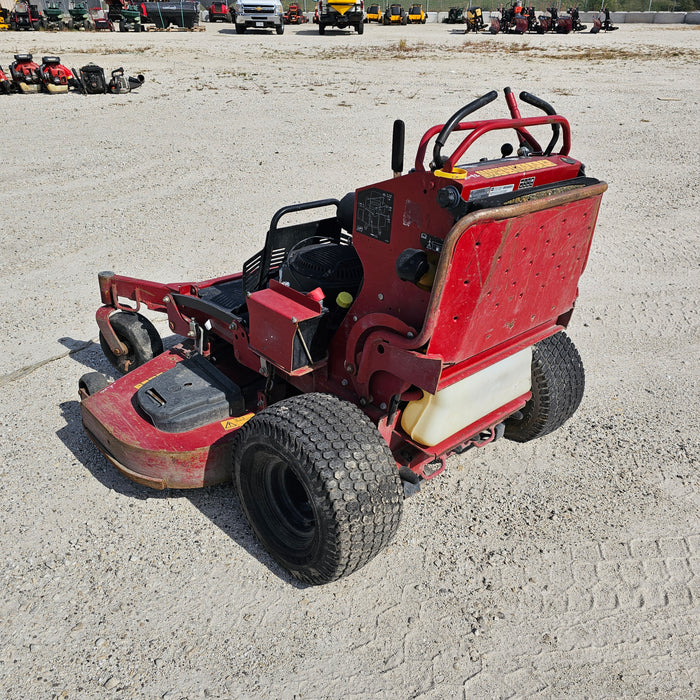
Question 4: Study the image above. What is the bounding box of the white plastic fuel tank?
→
[400,346,533,447]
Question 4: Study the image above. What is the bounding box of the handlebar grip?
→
[432,90,499,168]
[392,119,405,175]
[519,91,556,115]
[519,91,560,156]
[269,198,340,232]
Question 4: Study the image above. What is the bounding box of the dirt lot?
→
[0,21,698,699]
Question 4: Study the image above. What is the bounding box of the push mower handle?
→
[432,90,498,169]
[415,114,571,172]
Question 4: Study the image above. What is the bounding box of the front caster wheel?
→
[78,372,110,398]
[98,311,163,374]
[233,393,403,584]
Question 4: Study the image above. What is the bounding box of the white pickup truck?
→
[232,0,284,33]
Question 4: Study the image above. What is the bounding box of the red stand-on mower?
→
[284,3,308,23]
[79,88,607,584]
[208,1,232,22]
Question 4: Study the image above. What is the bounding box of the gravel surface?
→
[1,22,698,699]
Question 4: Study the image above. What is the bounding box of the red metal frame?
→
[414,114,571,173]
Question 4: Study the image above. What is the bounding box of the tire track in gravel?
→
[464,535,700,698]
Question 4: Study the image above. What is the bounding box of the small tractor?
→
[79,89,606,585]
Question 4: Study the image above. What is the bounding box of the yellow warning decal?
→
[221,413,255,431]
[134,372,165,390]
[476,159,557,179]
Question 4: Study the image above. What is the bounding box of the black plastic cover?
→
[136,354,244,433]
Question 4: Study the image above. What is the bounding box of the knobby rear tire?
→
[232,393,403,585]
[504,331,585,443]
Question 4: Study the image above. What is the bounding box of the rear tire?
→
[504,332,585,442]
[318,21,325,33]
[98,311,163,374]
[356,18,363,33]
[233,393,403,584]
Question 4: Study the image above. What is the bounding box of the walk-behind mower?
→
[489,3,527,33]
[68,1,92,28]
[43,0,69,29]
[590,7,616,32]
[89,5,114,29]
[569,6,586,31]
[9,53,41,92]
[118,4,143,31]
[464,6,485,32]
[79,88,606,585]
[442,7,464,23]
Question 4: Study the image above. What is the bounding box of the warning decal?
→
[221,413,255,431]
[355,188,394,244]
[476,159,556,179]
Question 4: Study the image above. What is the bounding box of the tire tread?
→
[504,332,585,442]
[233,393,403,584]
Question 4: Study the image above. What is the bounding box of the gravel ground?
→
[1,22,699,699]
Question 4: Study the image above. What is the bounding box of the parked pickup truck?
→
[232,0,284,32]
[318,0,364,33]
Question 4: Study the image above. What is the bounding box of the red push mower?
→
[79,88,607,584]
[89,5,114,29]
